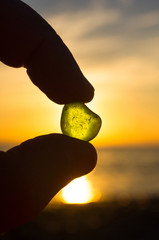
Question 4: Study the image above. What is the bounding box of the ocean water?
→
[1,143,159,202]
[89,147,159,200]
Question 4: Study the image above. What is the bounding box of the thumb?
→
[0,134,97,232]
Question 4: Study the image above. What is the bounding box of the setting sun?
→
[62,176,94,204]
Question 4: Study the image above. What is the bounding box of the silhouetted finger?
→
[0,0,94,104]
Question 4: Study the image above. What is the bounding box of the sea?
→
[1,143,159,202]
[89,147,159,201]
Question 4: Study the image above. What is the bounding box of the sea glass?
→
[61,102,102,141]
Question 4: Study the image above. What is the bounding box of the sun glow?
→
[62,176,94,204]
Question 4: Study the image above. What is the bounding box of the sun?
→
[62,176,94,204]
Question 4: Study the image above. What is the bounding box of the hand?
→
[0,0,97,232]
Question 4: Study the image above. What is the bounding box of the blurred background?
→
[1,0,159,239]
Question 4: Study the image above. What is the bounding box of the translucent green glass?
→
[61,102,102,141]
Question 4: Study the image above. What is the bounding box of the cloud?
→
[119,0,134,6]
[48,7,121,40]
[41,2,159,101]
[127,11,159,29]
[47,7,123,66]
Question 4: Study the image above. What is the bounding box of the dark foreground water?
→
[2,200,159,240]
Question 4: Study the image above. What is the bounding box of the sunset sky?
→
[0,0,159,149]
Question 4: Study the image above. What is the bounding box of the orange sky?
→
[1,1,159,149]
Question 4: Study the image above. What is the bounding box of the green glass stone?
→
[60,102,102,141]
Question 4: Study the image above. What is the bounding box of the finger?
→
[0,0,94,104]
[0,134,97,232]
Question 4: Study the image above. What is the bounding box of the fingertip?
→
[79,140,97,174]
[26,40,95,104]
[62,135,97,178]
[0,0,95,105]
[81,77,95,104]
